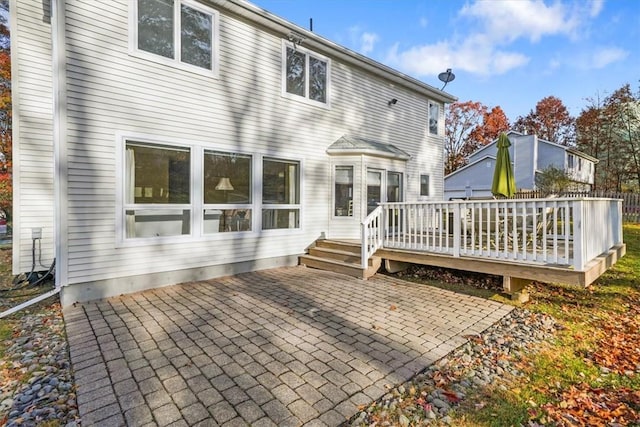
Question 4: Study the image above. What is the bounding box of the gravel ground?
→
[347,308,559,426]
[0,299,80,427]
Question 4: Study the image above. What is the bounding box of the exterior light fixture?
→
[388,98,398,106]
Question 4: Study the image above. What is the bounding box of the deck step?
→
[300,239,381,279]
[315,239,361,254]
[299,254,381,279]
[308,246,378,266]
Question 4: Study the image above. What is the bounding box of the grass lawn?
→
[444,224,640,426]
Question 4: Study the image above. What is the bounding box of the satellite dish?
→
[438,68,455,90]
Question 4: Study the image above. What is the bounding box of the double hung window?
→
[283,42,330,105]
[262,158,301,229]
[334,166,353,217]
[420,174,430,196]
[135,0,218,74]
[203,151,252,233]
[124,142,191,238]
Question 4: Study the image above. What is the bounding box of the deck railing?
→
[362,198,623,271]
[361,206,384,268]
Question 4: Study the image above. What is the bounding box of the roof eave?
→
[215,0,457,104]
[326,148,411,161]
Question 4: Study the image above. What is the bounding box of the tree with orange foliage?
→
[0,0,11,223]
[468,106,510,147]
[445,101,511,175]
[444,101,486,175]
[514,96,575,145]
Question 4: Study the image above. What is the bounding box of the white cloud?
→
[587,47,628,69]
[347,26,379,55]
[546,46,627,71]
[459,0,577,43]
[360,32,379,55]
[385,0,605,79]
[589,0,605,17]
[386,37,529,77]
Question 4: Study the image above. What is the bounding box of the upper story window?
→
[568,154,574,169]
[283,42,330,106]
[135,0,218,75]
[429,102,439,135]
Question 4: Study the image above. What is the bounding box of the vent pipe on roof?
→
[310,18,313,32]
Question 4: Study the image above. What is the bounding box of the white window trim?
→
[116,134,305,247]
[281,40,331,109]
[332,164,355,219]
[261,156,304,232]
[419,174,430,197]
[129,0,220,78]
[116,133,199,247]
[203,150,254,235]
[428,101,439,136]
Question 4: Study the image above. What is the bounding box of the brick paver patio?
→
[64,266,513,426]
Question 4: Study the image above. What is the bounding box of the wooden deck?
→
[376,243,626,287]
[303,198,626,300]
[311,238,625,287]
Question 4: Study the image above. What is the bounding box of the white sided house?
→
[11,0,456,305]
[444,131,598,200]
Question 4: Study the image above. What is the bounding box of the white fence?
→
[361,198,623,271]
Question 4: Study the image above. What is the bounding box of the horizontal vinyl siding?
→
[59,0,445,285]
[12,1,55,273]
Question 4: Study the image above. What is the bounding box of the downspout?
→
[52,0,68,291]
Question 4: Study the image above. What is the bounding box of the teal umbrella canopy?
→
[491,133,517,198]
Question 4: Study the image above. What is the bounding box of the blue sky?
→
[252,0,640,122]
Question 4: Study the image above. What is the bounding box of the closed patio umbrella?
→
[491,133,516,198]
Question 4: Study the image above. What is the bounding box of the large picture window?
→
[135,0,217,73]
[262,158,300,229]
[124,142,191,238]
[120,138,303,241]
[203,151,252,233]
[283,43,329,105]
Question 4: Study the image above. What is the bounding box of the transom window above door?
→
[133,0,219,75]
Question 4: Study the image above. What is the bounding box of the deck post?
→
[503,276,531,303]
[572,200,584,270]
[452,204,461,257]
[360,222,368,269]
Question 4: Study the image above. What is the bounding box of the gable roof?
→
[327,135,411,160]
[445,154,496,178]
[468,130,598,163]
[215,0,457,104]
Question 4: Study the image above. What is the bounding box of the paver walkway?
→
[63,267,513,426]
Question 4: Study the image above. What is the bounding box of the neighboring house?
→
[444,131,598,199]
[11,0,456,305]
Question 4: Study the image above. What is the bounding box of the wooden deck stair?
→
[299,239,381,279]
